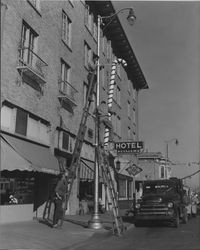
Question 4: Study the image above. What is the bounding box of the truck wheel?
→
[173,212,180,228]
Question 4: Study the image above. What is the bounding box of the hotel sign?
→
[114,141,144,154]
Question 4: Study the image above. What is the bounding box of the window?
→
[20,21,38,67]
[83,82,88,106]
[84,42,92,69]
[128,80,131,93]
[85,5,93,34]
[119,178,126,198]
[160,165,165,179]
[117,64,121,78]
[58,130,74,153]
[128,127,131,139]
[1,105,14,131]
[101,67,105,88]
[127,180,133,198]
[28,0,40,10]
[106,40,112,61]
[60,59,71,95]
[116,86,121,106]
[62,10,72,47]
[15,109,28,136]
[0,175,34,205]
[127,101,131,118]
[116,116,121,137]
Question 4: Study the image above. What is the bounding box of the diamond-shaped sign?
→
[126,164,142,176]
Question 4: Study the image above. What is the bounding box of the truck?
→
[134,177,188,228]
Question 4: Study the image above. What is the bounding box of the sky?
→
[113,1,200,167]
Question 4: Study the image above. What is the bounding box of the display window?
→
[0,171,34,205]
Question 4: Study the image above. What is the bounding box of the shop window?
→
[127,180,133,198]
[118,178,126,199]
[0,175,34,205]
[1,102,50,145]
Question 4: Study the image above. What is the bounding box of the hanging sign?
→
[114,141,144,154]
[126,164,143,176]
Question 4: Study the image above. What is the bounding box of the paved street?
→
[66,216,200,250]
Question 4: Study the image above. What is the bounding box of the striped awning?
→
[80,159,103,182]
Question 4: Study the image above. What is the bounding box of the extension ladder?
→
[99,147,124,236]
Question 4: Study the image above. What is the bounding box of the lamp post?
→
[165,138,179,178]
[88,7,136,230]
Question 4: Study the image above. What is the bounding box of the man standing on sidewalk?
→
[53,173,67,228]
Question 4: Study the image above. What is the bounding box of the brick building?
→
[1,0,148,223]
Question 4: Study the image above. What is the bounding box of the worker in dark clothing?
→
[52,173,67,228]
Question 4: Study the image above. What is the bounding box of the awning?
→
[1,136,32,171]
[1,134,60,175]
[80,159,103,182]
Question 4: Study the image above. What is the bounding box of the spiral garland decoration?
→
[104,58,127,147]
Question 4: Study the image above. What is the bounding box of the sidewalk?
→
[0,211,134,250]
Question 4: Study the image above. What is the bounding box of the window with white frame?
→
[1,103,50,144]
[84,41,92,69]
[85,5,93,34]
[57,130,74,153]
[62,10,72,47]
[60,59,71,95]
[20,21,38,67]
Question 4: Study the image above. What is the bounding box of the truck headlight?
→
[168,202,173,208]
[135,203,140,209]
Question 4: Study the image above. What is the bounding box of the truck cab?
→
[134,178,188,227]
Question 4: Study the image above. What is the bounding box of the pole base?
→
[88,213,103,229]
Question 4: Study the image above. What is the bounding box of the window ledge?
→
[27,0,42,16]
[61,38,72,52]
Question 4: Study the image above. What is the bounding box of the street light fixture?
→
[88,7,136,230]
[165,138,179,178]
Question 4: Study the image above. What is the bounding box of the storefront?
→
[0,133,60,224]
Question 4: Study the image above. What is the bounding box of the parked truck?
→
[134,177,188,227]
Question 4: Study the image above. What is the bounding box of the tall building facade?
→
[1,0,148,223]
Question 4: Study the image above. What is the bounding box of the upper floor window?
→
[55,129,75,153]
[61,59,70,83]
[85,5,93,35]
[62,10,72,47]
[1,102,50,145]
[116,86,121,106]
[84,41,92,69]
[20,21,38,66]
